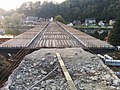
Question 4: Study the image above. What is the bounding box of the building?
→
[109,20,116,26]
[85,18,96,26]
[67,23,73,26]
[0,35,13,44]
[73,20,81,26]
[98,21,105,26]
[25,16,38,25]
[49,17,53,22]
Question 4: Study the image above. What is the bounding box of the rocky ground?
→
[1,48,120,90]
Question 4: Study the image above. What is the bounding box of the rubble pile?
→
[61,49,120,90]
[2,48,120,90]
[7,51,69,90]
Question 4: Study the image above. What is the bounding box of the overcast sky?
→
[0,0,65,10]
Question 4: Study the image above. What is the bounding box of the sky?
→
[0,0,65,11]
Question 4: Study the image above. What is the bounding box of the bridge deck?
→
[0,21,113,49]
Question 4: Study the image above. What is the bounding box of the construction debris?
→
[2,48,120,90]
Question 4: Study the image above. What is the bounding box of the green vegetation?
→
[108,16,120,46]
[16,0,120,22]
[54,15,65,23]
[72,25,111,41]
[87,30,108,40]
[72,25,112,30]
[4,25,34,36]
[0,12,32,36]
[5,28,20,36]
[1,0,120,24]
[1,13,24,27]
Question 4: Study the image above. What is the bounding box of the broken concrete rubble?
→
[1,48,120,90]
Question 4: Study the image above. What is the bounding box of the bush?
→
[108,16,120,46]
[54,15,65,23]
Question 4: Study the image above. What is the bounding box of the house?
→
[109,20,116,26]
[98,21,105,26]
[67,23,73,26]
[25,16,38,25]
[73,20,81,25]
[85,18,96,26]
[116,46,120,51]
[49,17,53,22]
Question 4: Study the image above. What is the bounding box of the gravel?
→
[1,48,120,90]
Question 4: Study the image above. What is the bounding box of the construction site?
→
[0,21,120,90]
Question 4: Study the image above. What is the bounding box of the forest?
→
[15,0,120,22]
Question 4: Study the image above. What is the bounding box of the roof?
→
[85,18,96,20]
[0,35,13,38]
[26,16,38,21]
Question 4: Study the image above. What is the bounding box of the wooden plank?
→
[56,53,77,90]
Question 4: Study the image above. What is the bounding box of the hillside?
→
[17,0,120,22]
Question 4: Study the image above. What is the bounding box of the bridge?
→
[0,21,114,57]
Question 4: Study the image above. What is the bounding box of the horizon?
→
[0,0,65,11]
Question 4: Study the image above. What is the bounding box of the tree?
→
[54,15,65,23]
[36,1,57,18]
[11,13,22,25]
[5,28,20,36]
[1,16,11,27]
[16,2,36,16]
[16,0,120,22]
[93,30,99,38]
[108,16,120,46]
[100,31,108,40]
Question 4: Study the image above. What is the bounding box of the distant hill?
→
[59,0,120,22]
[16,0,120,22]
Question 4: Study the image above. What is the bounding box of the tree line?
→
[0,0,119,46]
[16,0,120,22]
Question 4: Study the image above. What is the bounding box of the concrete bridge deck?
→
[0,21,114,57]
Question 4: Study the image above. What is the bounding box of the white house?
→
[98,21,105,26]
[49,17,53,22]
[67,23,73,26]
[25,16,38,24]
